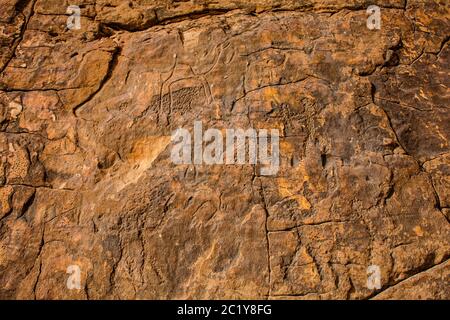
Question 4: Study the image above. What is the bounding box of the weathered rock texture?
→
[0,0,449,299]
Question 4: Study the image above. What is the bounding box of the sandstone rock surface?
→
[0,0,449,299]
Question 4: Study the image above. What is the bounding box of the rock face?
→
[0,0,449,300]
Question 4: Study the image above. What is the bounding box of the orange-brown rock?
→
[0,0,449,299]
